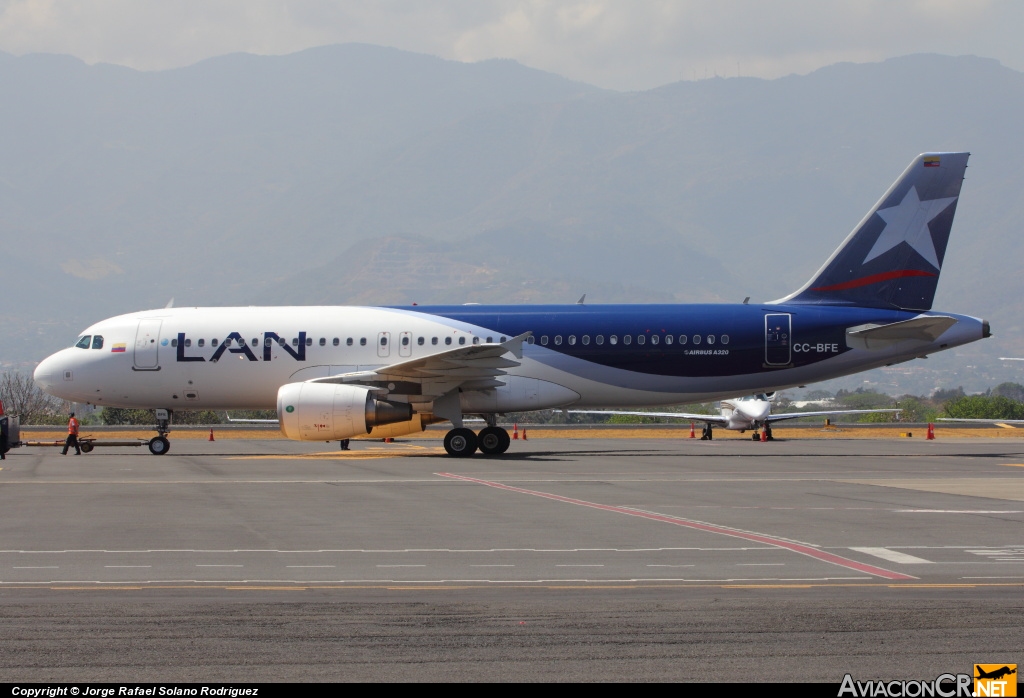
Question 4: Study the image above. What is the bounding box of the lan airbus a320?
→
[34,153,989,456]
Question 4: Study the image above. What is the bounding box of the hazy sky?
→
[1,0,1022,90]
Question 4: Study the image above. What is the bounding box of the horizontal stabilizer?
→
[846,315,957,350]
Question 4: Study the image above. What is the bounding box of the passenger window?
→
[693,335,701,345]
[432,337,438,345]
[319,338,326,346]
[527,336,535,344]
[679,335,687,345]
[291,338,298,347]
[487,337,493,343]
[171,338,178,347]
[92,335,104,349]
[402,336,410,346]
[347,338,354,346]
[500,337,507,342]
[360,338,367,346]
[651,335,659,345]
[417,337,424,345]
[265,338,273,347]
[610,336,618,345]
[459,337,466,345]
[184,338,192,347]
[596,335,604,345]
[568,335,576,345]
[665,335,673,345]
[198,339,205,348]
[472,337,479,345]
[623,335,632,345]
[75,335,91,349]
[707,335,715,344]
[445,337,452,345]
[582,335,590,345]
[380,337,387,346]
[211,339,219,347]
[541,336,549,346]
[637,335,645,345]
[251,338,258,347]
[554,336,563,346]
[721,335,730,344]
[333,338,340,346]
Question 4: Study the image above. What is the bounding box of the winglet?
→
[502,331,532,359]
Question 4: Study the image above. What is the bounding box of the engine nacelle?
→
[277,382,413,441]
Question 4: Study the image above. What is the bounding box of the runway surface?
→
[1,436,1022,681]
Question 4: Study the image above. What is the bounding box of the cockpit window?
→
[91,335,104,350]
[75,335,91,349]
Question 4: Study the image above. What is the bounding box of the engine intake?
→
[277,382,413,441]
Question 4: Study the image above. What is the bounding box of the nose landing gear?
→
[148,408,172,455]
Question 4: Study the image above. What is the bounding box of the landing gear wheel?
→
[148,436,170,455]
[705,425,713,441]
[444,428,478,457]
[752,432,760,441]
[478,426,511,455]
[766,426,774,441]
[80,442,95,453]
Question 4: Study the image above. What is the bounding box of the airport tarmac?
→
[1,436,1022,681]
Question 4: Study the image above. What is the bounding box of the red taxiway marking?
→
[436,472,915,581]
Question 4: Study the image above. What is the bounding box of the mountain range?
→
[3,45,1022,395]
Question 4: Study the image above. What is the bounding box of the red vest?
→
[68,417,79,435]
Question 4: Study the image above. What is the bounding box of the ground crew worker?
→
[62,412,81,455]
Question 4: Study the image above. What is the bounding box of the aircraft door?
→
[377,332,391,358]
[764,313,791,366]
[399,331,412,357]
[134,319,163,369]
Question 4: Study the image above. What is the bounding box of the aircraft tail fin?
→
[774,152,969,311]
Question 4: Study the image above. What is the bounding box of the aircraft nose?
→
[33,352,62,393]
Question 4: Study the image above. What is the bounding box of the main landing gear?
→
[700,425,714,440]
[148,408,172,455]
[751,425,775,441]
[443,425,512,457]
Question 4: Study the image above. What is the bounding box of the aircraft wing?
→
[569,410,729,426]
[308,332,531,397]
[766,408,901,423]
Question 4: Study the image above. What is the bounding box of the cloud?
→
[0,0,1021,89]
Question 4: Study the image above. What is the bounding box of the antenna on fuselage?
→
[165,298,175,308]
[743,297,750,304]
[577,294,586,305]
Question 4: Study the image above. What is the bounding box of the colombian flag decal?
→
[111,343,127,353]
[923,156,940,168]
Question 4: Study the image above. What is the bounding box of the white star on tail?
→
[862,186,957,269]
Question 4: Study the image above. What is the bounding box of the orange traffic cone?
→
[385,437,394,443]
[522,428,527,441]
[512,424,519,440]
[208,428,215,441]
[926,423,935,440]
[760,425,767,442]
[689,422,696,439]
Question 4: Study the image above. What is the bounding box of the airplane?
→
[32,152,989,457]
[975,666,1016,681]
[570,393,901,440]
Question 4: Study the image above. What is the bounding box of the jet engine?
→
[277,382,413,441]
